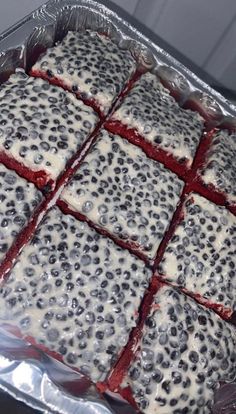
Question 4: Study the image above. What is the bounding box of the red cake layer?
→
[59,129,184,261]
[0,28,235,414]
[183,289,233,319]
[57,199,149,264]
[153,273,233,320]
[185,128,216,177]
[107,278,163,392]
[117,285,236,414]
[30,68,143,120]
[0,70,99,190]
[189,180,232,208]
[153,191,187,269]
[0,150,51,190]
[0,198,47,281]
[30,69,105,118]
[158,193,236,319]
[195,129,236,211]
[1,322,97,396]
[105,120,189,179]
[30,31,138,117]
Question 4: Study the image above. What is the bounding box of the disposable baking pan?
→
[0,1,235,413]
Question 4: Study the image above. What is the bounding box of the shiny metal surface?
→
[0,328,116,414]
[0,0,236,122]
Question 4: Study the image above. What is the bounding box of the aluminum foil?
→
[0,0,236,124]
[0,0,235,413]
[0,327,118,414]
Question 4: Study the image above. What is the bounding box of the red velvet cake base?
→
[57,200,150,265]
[30,69,143,120]
[0,150,51,190]
[30,69,105,118]
[105,120,189,179]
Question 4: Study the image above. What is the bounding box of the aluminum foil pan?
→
[0,327,120,414]
[0,0,235,413]
[0,0,236,127]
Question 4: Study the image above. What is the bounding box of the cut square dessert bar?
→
[31,31,136,116]
[0,206,152,382]
[0,163,43,264]
[0,70,98,188]
[121,285,236,414]
[105,72,204,171]
[199,129,236,205]
[60,129,184,260]
[158,193,236,317]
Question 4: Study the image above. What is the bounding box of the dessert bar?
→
[105,72,204,174]
[0,70,99,188]
[31,30,136,116]
[0,206,152,382]
[0,163,42,264]
[158,193,236,318]
[198,129,236,206]
[118,285,236,414]
[60,129,184,260]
